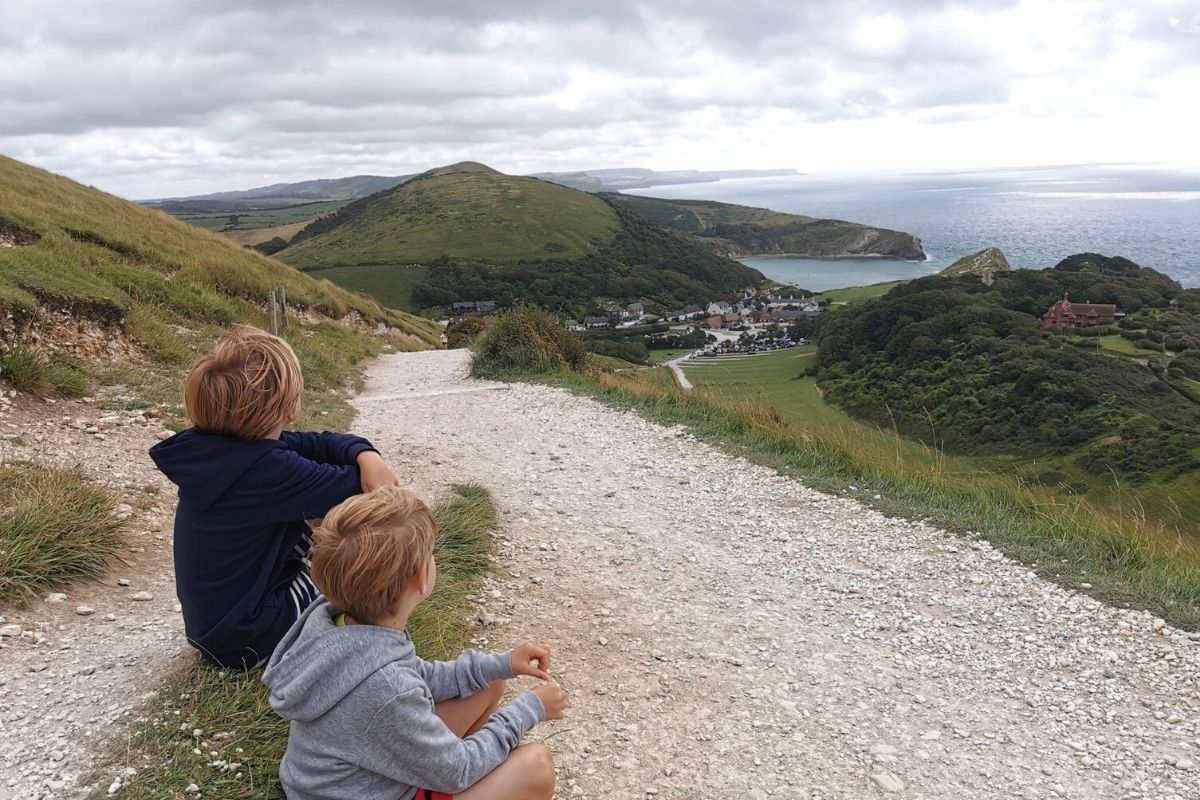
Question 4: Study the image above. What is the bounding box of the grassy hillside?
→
[604,193,926,260]
[277,162,764,317]
[284,162,621,266]
[0,155,440,426]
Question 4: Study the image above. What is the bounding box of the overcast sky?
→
[2,0,1198,199]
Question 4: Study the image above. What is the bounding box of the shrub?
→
[0,463,125,602]
[446,317,491,349]
[251,236,289,256]
[0,346,88,397]
[471,303,587,378]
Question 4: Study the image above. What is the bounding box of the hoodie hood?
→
[149,428,281,510]
[263,600,415,722]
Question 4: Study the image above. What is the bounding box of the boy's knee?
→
[487,679,507,701]
[522,743,555,795]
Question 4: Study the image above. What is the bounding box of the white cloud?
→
[0,0,1196,198]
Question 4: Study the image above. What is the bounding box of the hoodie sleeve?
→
[415,649,515,702]
[358,688,545,795]
[280,430,376,466]
[243,448,364,522]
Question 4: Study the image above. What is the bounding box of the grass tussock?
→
[569,368,1200,629]
[95,484,499,800]
[0,462,126,603]
[0,346,88,398]
[470,303,586,379]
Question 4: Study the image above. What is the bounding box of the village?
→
[446,286,823,357]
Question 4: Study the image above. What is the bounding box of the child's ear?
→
[412,560,431,597]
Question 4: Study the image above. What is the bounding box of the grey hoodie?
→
[263,601,546,799]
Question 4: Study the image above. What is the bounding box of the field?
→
[222,220,312,247]
[646,349,687,364]
[303,263,431,315]
[813,281,905,304]
[1097,333,1161,358]
[168,199,349,232]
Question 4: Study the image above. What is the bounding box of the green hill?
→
[278,162,763,316]
[0,155,439,426]
[603,193,926,260]
[283,162,621,265]
[940,247,1012,284]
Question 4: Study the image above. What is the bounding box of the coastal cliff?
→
[602,193,926,261]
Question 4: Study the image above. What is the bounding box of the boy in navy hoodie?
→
[150,326,399,668]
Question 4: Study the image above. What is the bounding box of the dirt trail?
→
[353,350,1198,800]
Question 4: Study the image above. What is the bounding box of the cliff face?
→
[940,247,1012,285]
[704,225,926,261]
[602,194,926,261]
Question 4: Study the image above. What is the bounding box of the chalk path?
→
[353,349,1199,800]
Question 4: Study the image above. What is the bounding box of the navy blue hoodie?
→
[149,428,376,667]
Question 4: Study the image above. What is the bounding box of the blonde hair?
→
[310,487,437,624]
[184,326,303,441]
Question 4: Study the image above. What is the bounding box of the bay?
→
[628,164,1200,291]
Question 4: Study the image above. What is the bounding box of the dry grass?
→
[0,462,126,603]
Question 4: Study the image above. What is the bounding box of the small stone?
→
[131,591,154,601]
[0,623,21,637]
[157,430,173,441]
[46,592,68,603]
[185,783,199,793]
[117,578,131,587]
[107,778,122,795]
[28,663,48,672]
[870,772,905,792]
[1175,757,1195,770]
[1152,618,1166,631]
[76,605,96,616]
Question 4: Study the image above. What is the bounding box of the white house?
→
[707,301,733,315]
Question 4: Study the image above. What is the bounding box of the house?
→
[765,296,818,311]
[449,299,499,323]
[700,315,724,329]
[665,304,705,321]
[722,312,741,328]
[584,316,611,329]
[707,301,733,315]
[625,302,645,319]
[742,286,758,298]
[564,319,586,332]
[1040,294,1119,331]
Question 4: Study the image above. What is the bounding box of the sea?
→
[626,164,1200,292]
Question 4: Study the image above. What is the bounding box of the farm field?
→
[302,263,431,314]
[169,199,349,232]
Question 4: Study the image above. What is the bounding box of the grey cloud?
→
[0,0,1195,196]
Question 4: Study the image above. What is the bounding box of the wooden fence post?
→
[278,286,288,330]
[268,291,278,336]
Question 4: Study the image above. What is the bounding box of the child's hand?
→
[356,451,399,492]
[510,642,552,680]
[532,684,569,720]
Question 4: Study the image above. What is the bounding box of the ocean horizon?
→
[627,164,1200,292]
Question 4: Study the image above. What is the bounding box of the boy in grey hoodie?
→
[263,487,568,800]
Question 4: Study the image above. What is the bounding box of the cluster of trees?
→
[408,203,760,318]
[815,255,1200,483]
[579,322,707,364]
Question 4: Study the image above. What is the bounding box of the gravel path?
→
[0,396,185,800]
[354,350,1199,800]
[664,356,692,390]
